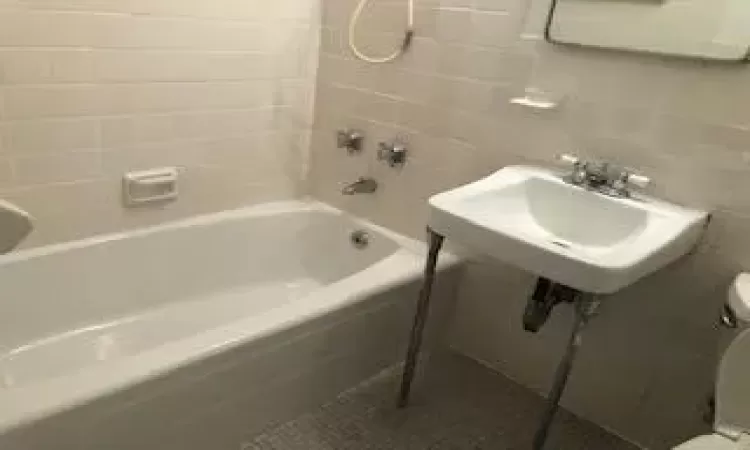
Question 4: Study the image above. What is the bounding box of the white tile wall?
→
[0,0,321,247]
[309,0,750,447]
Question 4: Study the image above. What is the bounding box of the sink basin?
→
[429,166,708,294]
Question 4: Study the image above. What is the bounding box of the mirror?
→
[546,0,750,61]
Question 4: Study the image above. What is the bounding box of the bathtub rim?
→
[0,199,461,435]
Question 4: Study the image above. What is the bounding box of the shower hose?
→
[348,0,415,63]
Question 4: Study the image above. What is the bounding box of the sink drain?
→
[550,239,571,249]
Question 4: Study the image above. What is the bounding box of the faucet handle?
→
[611,170,650,197]
[337,129,364,153]
[615,171,650,188]
[557,154,581,167]
[625,173,650,189]
[378,140,408,168]
[557,154,587,184]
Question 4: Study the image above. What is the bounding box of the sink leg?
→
[532,293,601,450]
[397,228,445,408]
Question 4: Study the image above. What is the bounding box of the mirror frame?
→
[543,0,750,63]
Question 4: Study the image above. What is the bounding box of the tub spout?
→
[342,177,378,195]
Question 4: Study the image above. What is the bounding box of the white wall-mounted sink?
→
[429,166,708,294]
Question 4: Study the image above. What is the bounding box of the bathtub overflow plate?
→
[350,230,370,249]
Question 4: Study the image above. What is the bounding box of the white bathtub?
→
[0,200,462,450]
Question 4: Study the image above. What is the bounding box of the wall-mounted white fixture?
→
[123,167,179,207]
[510,88,564,111]
[0,200,33,253]
[428,165,705,293]
[675,274,750,448]
[397,161,709,450]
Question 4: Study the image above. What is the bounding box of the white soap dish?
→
[510,88,564,110]
[123,167,179,207]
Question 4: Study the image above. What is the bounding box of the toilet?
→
[675,274,750,449]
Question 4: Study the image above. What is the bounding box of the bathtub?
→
[0,200,462,450]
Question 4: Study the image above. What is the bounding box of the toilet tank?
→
[728,274,750,324]
[715,274,750,439]
[718,274,750,357]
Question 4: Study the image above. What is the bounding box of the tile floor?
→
[243,352,640,450]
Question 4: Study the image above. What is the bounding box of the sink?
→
[429,166,708,294]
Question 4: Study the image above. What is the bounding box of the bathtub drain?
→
[350,230,370,249]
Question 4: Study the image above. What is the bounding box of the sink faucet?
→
[559,154,650,198]
[342,177,378,195]
[578,161,613,189]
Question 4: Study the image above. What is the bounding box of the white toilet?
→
[675,274,750,449]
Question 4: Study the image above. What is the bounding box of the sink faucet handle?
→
[558,154,587,184]
[615,170,650,188]
[558,154,581,167]
[626,173,650,189]
[611,170,650,197]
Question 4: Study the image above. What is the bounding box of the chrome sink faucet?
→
[342,177,378,195]
[559,154,650,198]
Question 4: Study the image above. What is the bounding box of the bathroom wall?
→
[310,0,750,447]
[0,0,320,247]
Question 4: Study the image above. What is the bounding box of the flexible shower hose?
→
[348,0,415,63]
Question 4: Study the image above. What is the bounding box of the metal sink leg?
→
[397,228,445,408]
